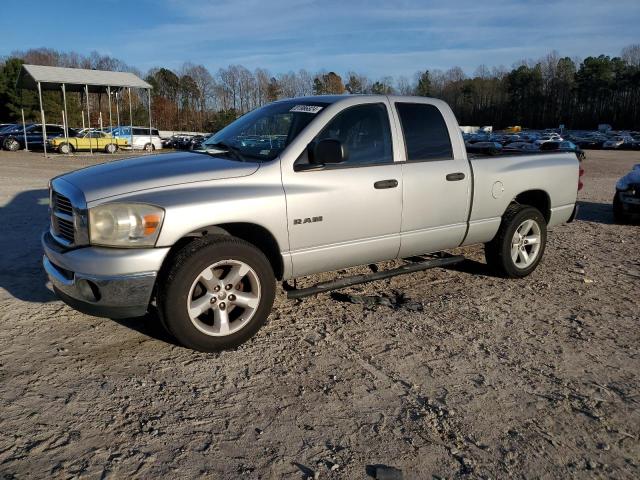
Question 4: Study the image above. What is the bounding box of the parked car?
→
[174,135,197,150]
[574,137,604,149]
[534,134,563,146]
[613,164,640,223]
[49,130,129,154]
[603,136,633,150]
[465,141,503,155]
[519,133,540,142]
[503,142,539,153]
[465,133,489,144]
[0,123,66,151]
[189,135,208,150]
[502,134,522,144]
[161,135,180,149]
[43,95,581,352]
[109,126,163,151]
[539,140,585,160]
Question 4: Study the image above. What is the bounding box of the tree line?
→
[1,45,639,132]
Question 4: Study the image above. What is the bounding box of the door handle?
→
[446,172,465,181]
[374,179,398,189]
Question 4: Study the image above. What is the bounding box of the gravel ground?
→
[0,149,638,479]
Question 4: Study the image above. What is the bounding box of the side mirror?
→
[311,139,347,165]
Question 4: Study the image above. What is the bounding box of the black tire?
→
[4,137,20,151]
[59,143,74,154]
[158,235,276,352]
[104,143,118,154]
[485,204,547,278]
[143,143,155,152]
[613,192,628,224]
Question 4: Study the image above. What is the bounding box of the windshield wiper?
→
[204,142,246,162]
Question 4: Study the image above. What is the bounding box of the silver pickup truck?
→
[43,95,581,351]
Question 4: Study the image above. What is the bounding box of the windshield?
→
[202,100,330,161]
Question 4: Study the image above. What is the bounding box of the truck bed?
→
[463,150,579,248]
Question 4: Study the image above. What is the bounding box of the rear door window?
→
[395,103,453,161]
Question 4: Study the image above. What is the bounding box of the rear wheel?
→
[485,204,547,278]
[105,143,118,154]
[158,235,276,352]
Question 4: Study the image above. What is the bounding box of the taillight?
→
[578,167,585,191]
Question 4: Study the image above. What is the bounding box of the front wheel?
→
[4,138,20,151]
[143,143,155,152]
[158,235,276,352]
[105,143,118,154]
[59,143,73,154]
[485,204,547,278]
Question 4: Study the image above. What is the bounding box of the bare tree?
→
[295,69,315,96]
[621,44,640,67]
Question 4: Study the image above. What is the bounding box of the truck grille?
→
[51,191,75,244]
[53,192,73,216]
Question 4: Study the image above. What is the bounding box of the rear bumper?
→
[42,232,169,318]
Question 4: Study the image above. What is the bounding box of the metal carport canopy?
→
[16,64,151,92]
[16,64,153,157]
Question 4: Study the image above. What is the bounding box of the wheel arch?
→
[509,189,551,223]
[160,222,285,281]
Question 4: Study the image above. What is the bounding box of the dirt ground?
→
[0,149,638,479]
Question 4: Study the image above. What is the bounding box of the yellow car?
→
[50,130,129,154]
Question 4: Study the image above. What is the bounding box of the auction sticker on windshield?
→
[290,105,323,114]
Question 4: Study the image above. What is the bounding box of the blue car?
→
[0,124,66,151]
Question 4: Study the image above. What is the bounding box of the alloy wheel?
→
[511,219,542,269]
[187,259,261,336]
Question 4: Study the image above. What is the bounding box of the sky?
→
[2,0,639,78]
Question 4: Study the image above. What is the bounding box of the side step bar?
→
[284,253,465,299]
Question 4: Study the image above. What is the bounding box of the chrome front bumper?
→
[42,232,169,319]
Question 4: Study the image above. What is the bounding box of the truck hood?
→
[58,151,260,202]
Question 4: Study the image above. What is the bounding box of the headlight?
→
[89,203,164,247]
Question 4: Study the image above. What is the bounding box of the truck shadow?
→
[0,189,56,303]
[444,258,503,278]
[576,200,615,225]
[110,308,181,347]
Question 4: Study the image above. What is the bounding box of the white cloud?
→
[98,0,640,76]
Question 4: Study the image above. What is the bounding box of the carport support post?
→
[37,81,47,157]
[147,88,152,151]
[61,84,70,155]
[107,86,113,153]
[21,108,28,152]
[85,84,92,155]
[115,91,121,129]
[128,87,133,150]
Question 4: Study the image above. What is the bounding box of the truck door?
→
[391,101,472,257]
[282,102,402,277]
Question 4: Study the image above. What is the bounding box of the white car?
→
[534,134,563,146]
[110,126,163,151]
